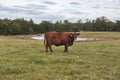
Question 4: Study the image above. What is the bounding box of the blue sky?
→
[0,0,120,23]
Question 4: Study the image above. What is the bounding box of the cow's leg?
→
[64,45,68,52]
[45,44,49,52]
[48,44,53,52]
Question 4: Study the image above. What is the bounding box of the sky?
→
[0,0,120,23]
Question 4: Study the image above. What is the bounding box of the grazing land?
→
[0,32,120,80]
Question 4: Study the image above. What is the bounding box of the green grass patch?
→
[0,32,120,80]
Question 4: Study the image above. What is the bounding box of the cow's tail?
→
[44,34,46,46]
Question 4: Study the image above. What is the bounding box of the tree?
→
[94,16,108,31]
[64,20,69,32]
[76,19,83,31]
[83,19,93,31]
[115,20,120,31]
[106,21,115,31]
[54,21,64,32]
[0,16,120,35]
[11,22,21,35]
[39,21,53,33]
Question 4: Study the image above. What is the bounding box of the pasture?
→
[0,32,120,80]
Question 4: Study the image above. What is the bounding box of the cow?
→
[44,32,80,52]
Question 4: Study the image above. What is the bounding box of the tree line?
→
[0,16,120,35]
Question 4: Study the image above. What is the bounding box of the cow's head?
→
[69,33,80,39]
[68,33,80,42]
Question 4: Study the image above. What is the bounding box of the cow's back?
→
[44,32,69,45]
[45,32,59,40]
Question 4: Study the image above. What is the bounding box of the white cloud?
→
[0,0,120,23]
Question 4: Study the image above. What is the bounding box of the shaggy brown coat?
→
[44,32,80,52]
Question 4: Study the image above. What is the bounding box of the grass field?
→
[0,32,120,80]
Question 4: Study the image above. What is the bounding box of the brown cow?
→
[44,32,80,52]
